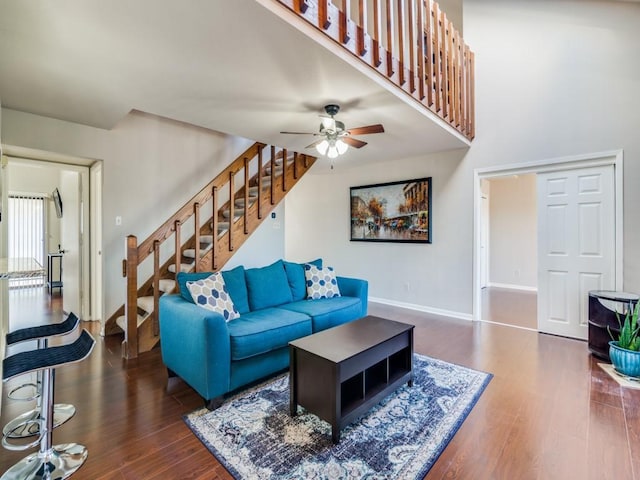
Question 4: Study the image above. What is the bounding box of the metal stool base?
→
[0,443,88,480]
[3,404,75,439]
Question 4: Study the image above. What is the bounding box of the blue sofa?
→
[159,259,368,408]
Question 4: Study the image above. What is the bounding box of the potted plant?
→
[608,301,640,378]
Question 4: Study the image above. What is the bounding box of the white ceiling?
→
[0,0,469,170]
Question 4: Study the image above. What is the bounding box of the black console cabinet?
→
[588,291,639,361]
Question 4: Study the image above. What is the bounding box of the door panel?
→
[59,170,81,317]
[537,165,615,339]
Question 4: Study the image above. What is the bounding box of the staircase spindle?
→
[293,152,299,180]
[174,220,182,276]
[433,3,441,113]
[386,0,395,77]
[194,203,201,271]
[212,186,218,270]
[397,0,405,86]
[319,0,331,29]
[257,148,263,219]
[357,0,366,56]
[282,148,287,192]
[244,157,249,235]
[153,240,160,336]
[341,0,351,45]
[294,0,310,14]
[229,171,235,251]
[270,146,276,205]
[445,15,456,123]
[407,0,416,93]
[422,0,432,105]
[372,0,382,67]
[440,10,448,119]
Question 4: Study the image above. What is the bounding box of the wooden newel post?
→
[124,235,139,359]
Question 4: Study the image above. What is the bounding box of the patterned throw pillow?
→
[304,264,341,300]
[186,272,240,321]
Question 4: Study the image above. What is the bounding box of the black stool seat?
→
[6,313,79,346]
[3,331,95,381]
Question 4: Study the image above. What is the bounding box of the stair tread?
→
[168,262,195,274]
[183,243,214,259]
[116,314,147,332]
[221,208,244,219]
[158,279,176,293]
[137,296,155,314]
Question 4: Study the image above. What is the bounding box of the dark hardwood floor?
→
[481,286,537,330]
[1,288,639,479]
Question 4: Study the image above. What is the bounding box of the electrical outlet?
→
[115,216,122,226]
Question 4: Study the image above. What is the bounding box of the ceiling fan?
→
[280,104,384,159]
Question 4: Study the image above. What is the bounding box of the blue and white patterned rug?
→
[184,354,492,479]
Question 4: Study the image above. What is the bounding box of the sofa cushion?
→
[186,272,240,321]
[227,308,312,361]
[304,264,341,300]
[279,297,362,332]
[283,258,322,302]
[245,260,292,311]
[176,266,249,314]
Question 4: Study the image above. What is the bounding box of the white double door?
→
[537,165,615,340]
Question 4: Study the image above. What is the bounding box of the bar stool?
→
[1,330,95,480]
[3,313,80,440]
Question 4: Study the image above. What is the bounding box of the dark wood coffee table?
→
[289,315,414,443]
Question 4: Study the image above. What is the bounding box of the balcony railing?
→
[276,0,474,140]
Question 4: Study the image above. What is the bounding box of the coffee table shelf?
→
[289,316,414,443]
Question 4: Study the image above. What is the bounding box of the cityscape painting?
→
[350,177,432,243]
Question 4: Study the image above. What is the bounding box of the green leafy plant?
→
[609,301,640,351]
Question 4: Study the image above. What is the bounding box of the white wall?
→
[286,148,471,319]
[1,108,284,321]
[488,175,537,290]
[286,0,640,317]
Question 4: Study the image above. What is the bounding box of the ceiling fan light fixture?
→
[327,142,339,159]
[316,139,329,156]
[321,117,336,131]
[336,139,348,155]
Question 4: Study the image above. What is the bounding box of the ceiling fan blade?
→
[342,137,368,148]
[280,131,316,135]
[346,124,385,135]
[305,139,325,149]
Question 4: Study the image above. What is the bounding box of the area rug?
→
[184,354,492,479]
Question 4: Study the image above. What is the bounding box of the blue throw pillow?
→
[304,264,341,300]
[284,258,322,302]
[186,272,240,321]
[176,265,249,314]
[177,271,212,303]
[245,260,293,310]
[221,265,249,314]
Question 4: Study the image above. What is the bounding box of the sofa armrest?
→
[337,276,368,317]
[159,294,231,400]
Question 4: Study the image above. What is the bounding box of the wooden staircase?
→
[104,142,316,359]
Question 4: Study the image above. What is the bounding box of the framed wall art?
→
[350,177,432,243]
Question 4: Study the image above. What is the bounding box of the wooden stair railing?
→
[104,142,317,359]
[275,0,474,140]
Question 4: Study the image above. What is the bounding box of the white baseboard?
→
[368,297,473,322]
[488,282,538,293]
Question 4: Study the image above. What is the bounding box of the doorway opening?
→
[1,146,102,323]
[473,150,624,339]
[480,174,538,330]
